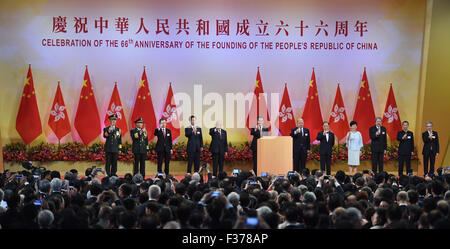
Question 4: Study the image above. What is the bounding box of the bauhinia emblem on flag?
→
[48,81,71,140]
[382,84,402,140]
[277,83,296,136]
[329,84,349,140]
[105,82,128,136]
[162,83,180,141]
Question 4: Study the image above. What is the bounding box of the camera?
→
[232,169,241,175]
[211,191,220,197]
[246,217,258,227]
[202,163,207,168]
[22,161,46,176]
[261,172,268,177]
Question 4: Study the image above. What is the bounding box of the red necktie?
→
[163,128,166,137]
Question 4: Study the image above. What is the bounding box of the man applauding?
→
[154,118,173,175]
[130,117,148,176]
[316,121,335,175]
[209,120,228,177]
[103,114,122,177]
[185,115,203,173]
[397,121,414,176]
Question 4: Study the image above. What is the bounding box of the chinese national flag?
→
[16,65,42,144]
[277,83,296,136]
[74,66,101,145]
[246,67,271,131]
[329,84,349,140]
[48,82,71,140]
[104,82,128,136]
[353,68,375,144]
[302,68,323,141]
[131,67,157,140]
[161,83,180,141]
[382,84,402,141]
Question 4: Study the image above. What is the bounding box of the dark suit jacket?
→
[103,126,122,153]
[130,128,149,154]
[422,131,439,155]
[316,131,335,155]
[154,128,172,152]
[369,126,387,152]
[290,127,311,153]
[250,126,269,151]
[397,130,414,155]
[209,128,228,154]
[185,126,203,153]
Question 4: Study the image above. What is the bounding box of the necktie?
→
[219,129,221,139]
[163,128,166,137]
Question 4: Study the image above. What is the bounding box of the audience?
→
[0,164,449,229]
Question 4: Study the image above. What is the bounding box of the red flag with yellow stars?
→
[353,67,375,144]
[130,67,157,140]
[16,65,42,144]
[246,67,271,131]
[104,82,128,136]
[302,68,323,142]
[48,82,71,140]
[74,66,101,145]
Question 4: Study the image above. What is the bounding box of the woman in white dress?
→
[346,121,363,175]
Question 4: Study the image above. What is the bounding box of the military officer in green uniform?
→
[103,114,122,176]
[130,117,149,176]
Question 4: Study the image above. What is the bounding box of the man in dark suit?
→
[316,121,335,175]
[209,120,228,176]
[397,121,414,176]
[154,118,173,174]
[290,118,310,173]
[369,117,387,173]
[103,114,122,176]
[422,121,439,176]
[130,117,148,176]
[185,115,203,173]
[250,115,269,175]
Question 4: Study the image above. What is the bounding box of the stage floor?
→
[3,160,418,177]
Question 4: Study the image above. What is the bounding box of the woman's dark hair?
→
[350,121,357,127]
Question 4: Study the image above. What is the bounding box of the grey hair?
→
[345,207,362,223]
[257,206,272,217]
[425,121,433,126]
[227,192,240,207]
[298,185,308,195]
[375,117,382,123]
[163,221,180,229]
[444,190,450,201]
[38,210,54,228]
[191,173,201,182]
[39,179,51,193]
[148,185,161,199]
[257,115,264,121]
[303,191,316,204]
[132,174,144,183]
[396,191,409,202]
[50,178,62,192]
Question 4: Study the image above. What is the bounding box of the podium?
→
[257,136,292,175]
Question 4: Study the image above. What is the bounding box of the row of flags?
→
[273,67,402,143]
[16,65,402,146]
[16,65,179,145]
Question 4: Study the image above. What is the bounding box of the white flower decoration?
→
[106,102,123,120]
[50,102,66,122]
[162,105,177,123]
[279,104,293,123]
[384,105,398,123]
[330,104,345,123]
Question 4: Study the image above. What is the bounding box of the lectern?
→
[257,136,292,175]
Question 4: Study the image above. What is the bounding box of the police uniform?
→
[130,117,149,176]
[103,114,122,176]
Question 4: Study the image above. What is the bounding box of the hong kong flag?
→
[277,83,296,136]
[302,68,323,142]
[246,67,271,131]
[131,67,157,140]
[74,66,101,145]
[104,82,128,136]
[329,84,349,140]
[382,84,402,141]
[161,83,180,141]
[48,82,71,140]
[353,67,375,144]
[16,65,42,144]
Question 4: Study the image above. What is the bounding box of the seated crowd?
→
[0,165,450,229]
